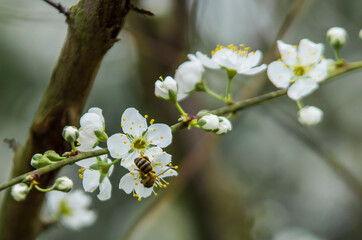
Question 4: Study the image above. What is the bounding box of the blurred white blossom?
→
[77,108,105,151]
[45,190,97,231]
[216,116,232,134]
[298,106,323,126]
[11,183,28,201]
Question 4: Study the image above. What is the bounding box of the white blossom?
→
[198,114,219,131]
[45,190,97,230]
[194,44,266,75]
[76,147,114,201]
[54,176,73,192]
[298,106,323,126]
[327,27,347,48]
[11,183,28,202]
[77,107,105,152]
[154,76,178,101]
[107,108,172,169]
[267,39,328,100]
[174,55,204,100]
[216,116,232,135]
[119,151,178,200]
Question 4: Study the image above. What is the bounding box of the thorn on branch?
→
[128,2,154,17]
[3,138,19,152]
[43,0,70,17]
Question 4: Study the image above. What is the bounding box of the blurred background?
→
[0,0,362,239]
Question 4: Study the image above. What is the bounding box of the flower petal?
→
[239,64,267,75]
[77,130,98,152]
[267,61,292,88]
[121,151,139,170]
[107,133,131,159]
[307,59,328,83]
[76,156,97,168]
[277,40,297,66]
[97,177,112,201]
[143,147,163,162]
[119,173,136,194]
[195,51,220,69]
[241,50,263,69]
[298,39,324,65]
[80,113,103,132]
[147,123,172,148]
[83,170,100,192]
[121,108,148,136]
[287,78,319,100]
[153,152,172,166]
[135,184,153,198]
[88,107,105,124]
[160,169,178,178]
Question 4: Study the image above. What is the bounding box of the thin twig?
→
[42,0,70,17]
[128,2,154,16]
[3,138,19,152]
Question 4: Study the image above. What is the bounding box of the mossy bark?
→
[0,1,129,239]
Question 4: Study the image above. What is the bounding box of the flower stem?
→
[34,185,54,193]
[204,87,227,103]
[110,158,121,166]
[296,100,304,110]
[70,142,77,152]
[174,102,187,116]
[333,48,344,65]
[226,75,235,104]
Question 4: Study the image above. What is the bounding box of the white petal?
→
[121,108,148,136]
[277,40,297,66]
[88,107,105,124]
[80,113,103,132]
[135,184,153,198]
[83,170,100,192]
[175,61,203,93]
[67,190,92,209]
[298,39,324,65]
[63,208,97,230]
[107,133,131,159]
[119,173,136,194]
[239,64,267,75]
[153,152,172,166]
[146,123,172,148]
[287,78,319,100]
[76,156,97,168]
[108,164,114,177]
[241,50,263,69]
[97,177,112,201]
[195,51,220,69]
[77,130,98,152]
[267,61,292,88]
[143,147,163,162]
[160,169,178,178]
[307,59,328,83]
[121,151,139,170]
[46,191,66,213]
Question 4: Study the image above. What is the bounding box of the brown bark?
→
[0,1,130,239]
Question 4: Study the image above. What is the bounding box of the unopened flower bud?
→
[216,117,232,135]
[54,176,73,192]
[327,27,347,49]
[31,154,53,169]
[62,126,79,142]
[11,183,29,201]
[198,114,219,131]
[94,130,108,142]
[44,150,65,161]
[298,106,323,126]
[155,76,178,102]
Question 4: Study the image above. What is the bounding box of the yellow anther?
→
[239,44,244,47]
[116,153,120,156]
[79,174,83,179]
[133,178,137,180]
[150,119,155,124]
[138,198,141,201]
[277,59,281,62]
[211,50,216,55]
[130,127,133,130]
[131,164,134,167]
[150,140,153,143]
[123,118,126,121]
[145,115,148,118]
[135,194,138,197]
[163,184,167,188]
[154,193,158,196]
[170,171,174,174]
[280,53,284,57]
[124,141,127,144]
[135,183,138,186]
[166,182,169,185]
[131,144,134,148]
[121,125,124,128]
[131,122,134,125]
[168,163,172,166]
[139,125,142,128]
[76,142,80,146]
[78,167,84,172]
[161,165,164,168]
[153,128,156,131]
[174,166,179,169]
[244,47,250,51]
[160,136,163,139]
[130,172,134,175]
[122,159,125,162]
[152,155,154,157]
[133,193,136,197]
[293,45,297,48]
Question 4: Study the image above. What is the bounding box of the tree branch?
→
[0,0,130,239]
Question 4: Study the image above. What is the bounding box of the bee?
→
[134,155,171,188]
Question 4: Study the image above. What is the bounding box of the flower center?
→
[133,139,147,150]
[59,200,72,216]
[294,66,305,76]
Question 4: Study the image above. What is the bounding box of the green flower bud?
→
[31,154,53,169]
[44,150,66,161]
[94,130,108,142]
[11,183,29,202]
[53,176,73,192]
[62,126,79,143]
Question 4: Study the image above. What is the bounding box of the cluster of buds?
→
[31,150,66,169]
[197,114,232,135]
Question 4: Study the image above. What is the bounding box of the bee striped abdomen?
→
[134,157,152,174]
